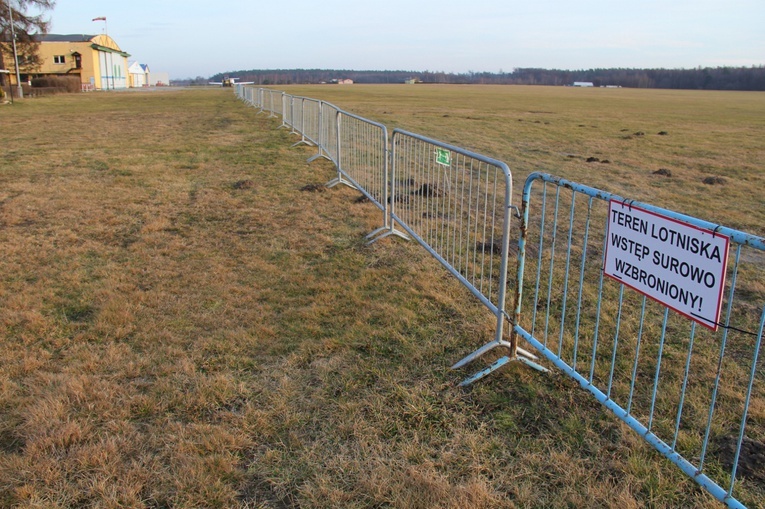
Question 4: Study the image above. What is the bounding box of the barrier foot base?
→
[451,339,510,370]
[451,336,543,370]
[458,352,548,387]
[366,226,410,245]
[326,176,357,190]
[517,347,540,362]
[291,139,313,148]
[517,355,549,373]
[459,356,511,386]
[307,152,330,163]
[454,338,547,386]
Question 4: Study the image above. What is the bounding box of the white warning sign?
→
[603,200,730,331]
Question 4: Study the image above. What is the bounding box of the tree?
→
[0,0,55,87]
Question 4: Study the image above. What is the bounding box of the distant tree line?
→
[209,66,765,91]
[209,69,416,85]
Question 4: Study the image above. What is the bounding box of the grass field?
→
[0,86,763,508]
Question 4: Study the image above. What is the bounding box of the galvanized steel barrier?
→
[236,84,254,106]
[458,172,763,509]
[261,89,283,118]
[330,111,406,242]
[293,97,321,148]
[281,94,294,130]
[255,87,265,110]
[390,129,540,368]
[233,86,763,508]
[308,100,341,166]
[236,86,340,166]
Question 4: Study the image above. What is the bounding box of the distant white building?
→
[128,61,149,87]
[573,81,594,87]
[148,72,170,86]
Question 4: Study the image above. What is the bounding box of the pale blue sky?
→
[42,0,764,79]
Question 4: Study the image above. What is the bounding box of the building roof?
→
[37,34,131,58]
[38,34,98,43]
[128,61,150,73]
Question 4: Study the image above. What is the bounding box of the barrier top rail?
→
[526,173,765,250]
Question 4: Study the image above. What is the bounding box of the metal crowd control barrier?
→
[239,85,255,107]
[458,172,764,509]
[234,84,244,101]
[308,101,341,166]
[288,97,321,148]
[257,88,272,113]
[259,88,273,114]
[299,98,321,148]
[281,94,294,130]
[229,89,763,507]
[248,88,339,174]
[252,87,264,110]
[326,111,405,242]
[390,129,541,369]
[261,89,283,118]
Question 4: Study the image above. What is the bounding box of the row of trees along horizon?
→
[204,66,765,91]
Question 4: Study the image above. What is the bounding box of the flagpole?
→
[92,17,109,89]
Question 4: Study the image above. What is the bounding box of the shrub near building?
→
[30,75,82,93]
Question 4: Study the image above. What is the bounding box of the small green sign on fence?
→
[435,148,451,166]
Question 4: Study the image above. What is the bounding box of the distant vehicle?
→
[209,77,254,87]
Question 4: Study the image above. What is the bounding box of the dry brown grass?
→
[0,87,759,508]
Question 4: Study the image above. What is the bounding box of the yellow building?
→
[3,34,130,90]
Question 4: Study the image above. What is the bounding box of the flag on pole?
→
[92,17,106,21]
